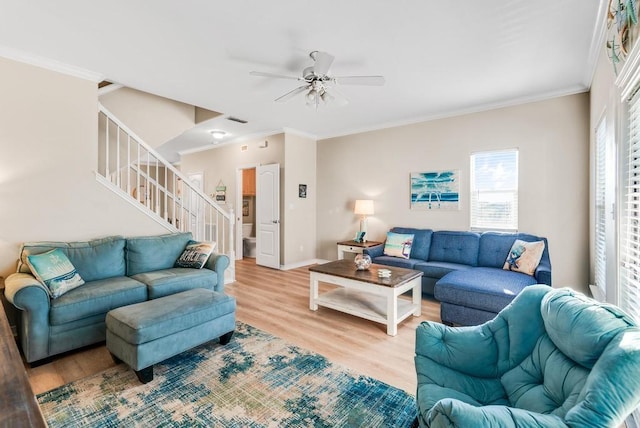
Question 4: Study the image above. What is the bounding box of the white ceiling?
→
[0,1,605,156]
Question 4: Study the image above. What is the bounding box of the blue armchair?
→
[414,285,640,427]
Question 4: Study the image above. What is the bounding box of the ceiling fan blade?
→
[333,75,386,86]
[274,85,309,102]
[313,51,334,76]
[250,71,301,81]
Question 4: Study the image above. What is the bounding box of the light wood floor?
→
[26,259,441,395]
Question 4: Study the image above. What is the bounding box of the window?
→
[594,117,607,299]
[470,149,518,231]
[620,88,640,322]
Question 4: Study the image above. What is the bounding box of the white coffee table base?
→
[309,271,421,336]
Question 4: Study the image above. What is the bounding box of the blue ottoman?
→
[106,288,236,383]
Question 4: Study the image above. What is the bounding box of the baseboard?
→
[280,259,324,271]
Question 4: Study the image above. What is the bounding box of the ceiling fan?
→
[250,51,385,109]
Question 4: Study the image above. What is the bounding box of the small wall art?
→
[299,184,307,198]
[410,170,460,210]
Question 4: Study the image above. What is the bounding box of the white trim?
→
[0,45,103,82]
[95,172,178,232]
[281,127,318,140]
[98,83,124,97]
[280,259,324,270]
[616,37,640,99]
[583,0,609,88]
[316,85,589,141]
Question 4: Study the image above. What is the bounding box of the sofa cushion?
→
[414,261,472,280]
[131,267,217,299]
[435,267,538,314]
[383,232,414,259]
[372,256,421,269]
[27,249,85,298]
[478,232,548,269]
[49,276,147,325]
[503,240,545,276]
[175,240,216,269]
[429,231,480,266]
[126,232,192,276]
[390,227,433,260]
[18,236,126,282]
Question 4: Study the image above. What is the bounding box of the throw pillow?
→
[383,232,414,259]
[26,248,85,298]
[503,239,545,276]
[175,240,217,269]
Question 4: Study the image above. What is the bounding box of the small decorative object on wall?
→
[606,0,639,74]
[215,180,226,202]
[299,184,307,198]
[410,170,460,210]
[242,199,249,217]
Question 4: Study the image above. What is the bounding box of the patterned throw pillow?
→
[175,240,217,269]
[383,232,414,259]
[503,239,545,276]
[26,248,85,298]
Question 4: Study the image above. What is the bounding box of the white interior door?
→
[256,163,280,269]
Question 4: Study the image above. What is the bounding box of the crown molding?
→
[583,0,609,88]
[317,85,589,141]
[281,127,318,140]
[0,45,103,82]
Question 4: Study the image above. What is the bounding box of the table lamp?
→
[354,199,374,242]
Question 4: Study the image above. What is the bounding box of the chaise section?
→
[365,227,552,326]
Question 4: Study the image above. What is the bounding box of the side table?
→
[337,240,383,260]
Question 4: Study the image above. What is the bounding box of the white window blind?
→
[621,89,640,322]
[594,118,607,298]
[470,149,518,231]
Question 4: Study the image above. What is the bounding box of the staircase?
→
[95,103,235,280]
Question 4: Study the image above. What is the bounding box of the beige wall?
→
[0,57,168,278]
[283,133,317,267]
[100,87,195,148]
[317,93,590,290]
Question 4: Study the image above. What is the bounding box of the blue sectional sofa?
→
[4,232,229,363]
[364,227,551,326]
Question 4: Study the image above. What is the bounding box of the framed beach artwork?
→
[410,170,460,210]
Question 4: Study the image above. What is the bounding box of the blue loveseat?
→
[4,232,229,363]
[414,285,640,427]
[364,228,551,326]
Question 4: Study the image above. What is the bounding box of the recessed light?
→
[209,129,227,140]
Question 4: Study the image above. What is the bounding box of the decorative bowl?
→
[354,254,372,270]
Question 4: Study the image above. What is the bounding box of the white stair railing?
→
[96,103,235,277]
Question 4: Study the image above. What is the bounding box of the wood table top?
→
[309,259,422,288]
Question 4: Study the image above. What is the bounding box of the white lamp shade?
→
[354,199,374,216]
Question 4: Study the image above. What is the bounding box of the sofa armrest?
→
[416,321,500,378]
[534,260,552,285]
[363,243,384,258]
[205,253,230,292]
[423,399,568,428]
[4,273,50,308]
[4,273,52,362]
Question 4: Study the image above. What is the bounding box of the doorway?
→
[237,167,257,260]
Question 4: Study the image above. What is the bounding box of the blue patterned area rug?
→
[37,323,417,427]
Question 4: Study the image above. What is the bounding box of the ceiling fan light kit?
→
[250,50,385,110]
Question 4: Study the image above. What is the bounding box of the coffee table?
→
[309,260,423,336]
